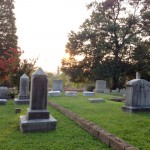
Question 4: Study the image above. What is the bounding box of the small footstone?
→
[15,108,21,113]
[88,98,104,103]
[48,91,61,96]
[65,91,78,96]
[83,91,95,96]
[109,97,124,102]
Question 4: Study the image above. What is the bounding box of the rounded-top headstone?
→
[127,79,150,86]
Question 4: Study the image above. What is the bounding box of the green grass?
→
[48,93,150,150]
[0,100,111,150]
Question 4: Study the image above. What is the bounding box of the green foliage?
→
[61,0,150,89]
[131,40,150,81]
[0,100,110,150]
[86,84,95,91]
[10,58,37,89]
[49,93,150,150]
[0,0,19,85]
[0,0,18,54]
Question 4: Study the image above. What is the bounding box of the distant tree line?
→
[61,0,150,89]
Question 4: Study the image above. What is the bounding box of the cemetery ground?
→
[48,92,150,150]
[0,93,150,150]
[0,99,111,150]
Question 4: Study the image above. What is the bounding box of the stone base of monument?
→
[88,98,104,103]
[65,91,78,96]
[19,115,57,133]
[94,89,104,93]
[14,98,30,105]
[0,99,7,105]
[83,91,95,96]
[122,106,150,113]
[48,91,61,96]
[27,108,50,120]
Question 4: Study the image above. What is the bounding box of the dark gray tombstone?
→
[122,79,150,112]
[0,86,9,99]
[94,80,106,93]
[52,80,63,91]
[14,74,30,104]
[19,67,57,132]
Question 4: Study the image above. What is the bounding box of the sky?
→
[14,0,95,73]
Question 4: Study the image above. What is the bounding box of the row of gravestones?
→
[49,72,150,113]
[50,79,126,94]
[1,69,150,133]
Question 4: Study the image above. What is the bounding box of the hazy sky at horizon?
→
[14,0,95,73]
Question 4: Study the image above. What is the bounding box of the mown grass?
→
[48,92,150,150]
[0,100,111,150]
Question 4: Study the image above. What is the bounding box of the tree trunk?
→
[112,76,118,90]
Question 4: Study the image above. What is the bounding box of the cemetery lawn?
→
[0,100,111,150]
[48,93,150,150]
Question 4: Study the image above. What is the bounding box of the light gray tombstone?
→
[19,67,57,133]
[0,86,9,99]
[136,72,141,79]
[94,80,106,93]
[52,80,63,92]
[122,79,150,112]
[88,98,104,103]
[48,91,61,96]
[83,91,95,96]
[65,91,78,96]
[14,74,30,104]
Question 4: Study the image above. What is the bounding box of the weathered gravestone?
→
[19,67,57,132]
[94,80,106,93]
[0,86,9,99]
[52,80,63,92]
[122,79,150,112]
[14,74,30,104]
[48,91,61,96]
[83,91,95,96]
[88,98,104,103]
[65,91,78,96]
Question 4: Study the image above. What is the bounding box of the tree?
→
[131,40,150,81]
[10,58,37,89]
[0,0,19,85]
[61,0,150,89]
[0,48,21,85]
[0,0,18,54]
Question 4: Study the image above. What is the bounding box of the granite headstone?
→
[122,79,150,112]
[94,80,106,93]
[14,74,30,104]
[52,80,63,92]
[19,67,57,132]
